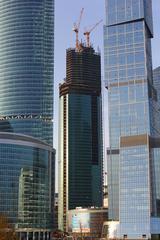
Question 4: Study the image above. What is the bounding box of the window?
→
[127,53,134,64]
[126,33,133,45]
[118,34,124,45]
[118,54,126,65]
[134,31,144,43]
[134,22,143,31]
[135,52,144,63]
[109,55,117,66]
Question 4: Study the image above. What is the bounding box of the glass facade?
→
[104,13,152,222]
[106,0,153,35]
[68,94,102,209]
[153,67,160,105]
[104,0,160,238]
[58,47,103,231]
[152,148,160,217]
[107,153,119,219]
[104,20,153,143]
[152,67,160,217]
[69,94,93,209]
[0,0,54,145]
[120,145,150,238]
[0,132,55,239]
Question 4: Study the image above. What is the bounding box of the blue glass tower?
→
[104,0,160,238]
[0,0,54,145]
[0,133,55,240]
[0,1,55,239]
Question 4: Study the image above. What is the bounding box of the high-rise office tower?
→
[153,66,160,217]
[58,46,103,231]
[0,1,55,239]
[0,0,54,145]
[104,0,160,238]
[153,67,160,105]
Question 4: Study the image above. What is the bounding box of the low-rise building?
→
[68,207,108,239]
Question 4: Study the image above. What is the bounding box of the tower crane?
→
[72,8,84,50]
[84,19,103,47]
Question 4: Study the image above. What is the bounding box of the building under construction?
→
[58,44,103,231]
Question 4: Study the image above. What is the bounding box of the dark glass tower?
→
[58,46,103,231]
[153,67,160,105]
[0,0,54,145]
[104,0,160,238]
[153,66,160,217]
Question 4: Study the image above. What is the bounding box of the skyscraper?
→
[0,1,55,239]
[153,66,160,217]
[0,0,54,145]
[104,0,160,238]
[153,67,160,105]
[58,46,103,231]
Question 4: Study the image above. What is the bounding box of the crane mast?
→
[72,8,84,50]
[84,19,103,47]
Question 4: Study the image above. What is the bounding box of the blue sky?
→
[54,0,160,189]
